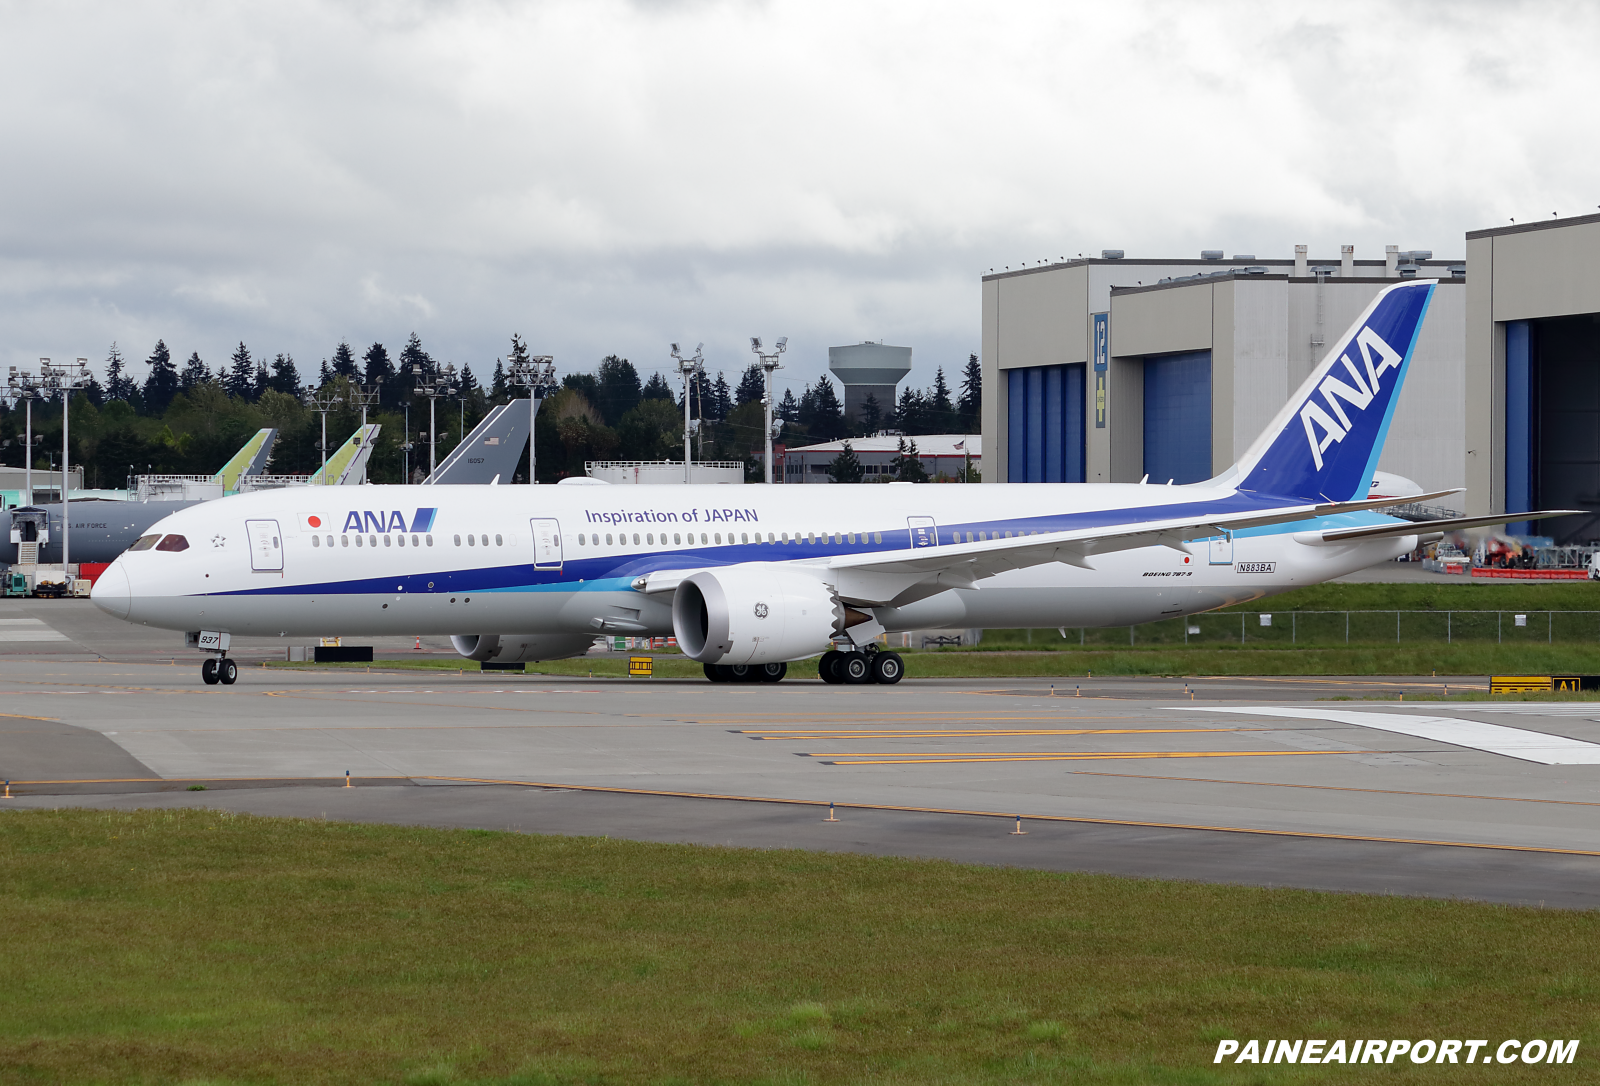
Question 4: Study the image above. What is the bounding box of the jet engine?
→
[450,633,597,663]
[671,564,844,665]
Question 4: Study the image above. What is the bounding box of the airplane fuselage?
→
[90,481,1411,642]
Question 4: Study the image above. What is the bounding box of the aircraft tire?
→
[726,663,755,682]
[201,658,220,686]
[756,662,787,683]
[870,652,904,685]
[220,659,238,685]
[704,663,729,683]
[839,652,872,684]
[818,651,845,684]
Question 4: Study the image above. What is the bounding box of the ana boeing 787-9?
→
[90,280,1572,685]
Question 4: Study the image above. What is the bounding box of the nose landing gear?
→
[200,656,238,686]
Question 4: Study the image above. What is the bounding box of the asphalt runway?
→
[5,599,1600,908]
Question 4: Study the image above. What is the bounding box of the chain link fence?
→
[1061,611,1600,647]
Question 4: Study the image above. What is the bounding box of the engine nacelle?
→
[671,564,843,664]
[450,633,597,663]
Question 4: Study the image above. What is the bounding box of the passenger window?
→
[129,533,160,551]
[154,534,189,552]
[646,533,653,545]
[606,534,613,545]
[874,532,882,543]
[496,534,503,546]
[674,533,681,545]
[370,535,377,547]
[741,533,748,544]
[341,535,348,547]
[384,535,392,547]
[426,535,433,546]
[579,534,586,545]
[356,535,364,547]
[326,535,333,547]
[714,533,721,544]
[454,534,462,546]
[633,533,640,545]
[847,533,855,543]
[397,534,405,547]
[312,535,321,548]
[467,534,475,546]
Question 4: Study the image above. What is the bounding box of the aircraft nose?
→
[91,561,131,620]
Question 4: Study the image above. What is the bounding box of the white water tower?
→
[827,341,912,421]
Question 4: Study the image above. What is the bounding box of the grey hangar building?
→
[979,215,1600,544]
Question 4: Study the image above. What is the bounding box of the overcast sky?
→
[2,0,1596,398]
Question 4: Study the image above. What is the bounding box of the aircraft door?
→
[530,518,563,569]
[907,516,938,548]
[246,519,284,571]
[1209,531,1234,566]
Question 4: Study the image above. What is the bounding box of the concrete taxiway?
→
[4,599,1600,908]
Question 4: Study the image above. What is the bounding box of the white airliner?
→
[91,280,1571,685]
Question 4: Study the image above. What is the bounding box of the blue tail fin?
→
[1230,279,1435,502]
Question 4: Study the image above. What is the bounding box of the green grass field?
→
[1,808,1593,1085]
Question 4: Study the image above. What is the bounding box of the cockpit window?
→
[154,534,190,552]
[128,534,161,552]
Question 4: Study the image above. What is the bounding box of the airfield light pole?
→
[39,358,89,583]
[750,337,787,484]
[671,343,704,484]
[303,384,344,485]
[506,352,556,484]
[6,366,44,506]
[412,363,457,481]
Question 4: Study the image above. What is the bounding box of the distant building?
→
[780,434,980,483]
[584,460,745,484]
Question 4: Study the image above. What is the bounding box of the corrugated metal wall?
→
[1142,350,1212,484]
[1006,364,1085,482]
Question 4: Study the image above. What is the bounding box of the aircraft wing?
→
[820,489,1462,603]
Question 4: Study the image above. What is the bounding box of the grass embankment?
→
[3,808,1594,1085]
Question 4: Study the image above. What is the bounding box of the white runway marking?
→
[0,619,69,642]
[1185,707,1600,766]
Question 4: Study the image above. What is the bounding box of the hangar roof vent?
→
[1231,254,1256,260]
[1101,249,1124,259]
[1200,250,1224,260]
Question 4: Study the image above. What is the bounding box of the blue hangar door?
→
[1007,364,1085,482]
[1143,350,1212,485]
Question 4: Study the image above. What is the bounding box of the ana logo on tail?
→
[1300,327,1404,470]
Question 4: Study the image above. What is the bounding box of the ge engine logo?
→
[753,602,770,619]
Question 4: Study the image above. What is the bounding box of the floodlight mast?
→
[6,365,45,506]
[506,351,557,484]
[348,378,381,430]
[750,336,787,484]
[411,363,458,481]
[36,358,89,583]
[671,343,705,484]
[303,384,345,485]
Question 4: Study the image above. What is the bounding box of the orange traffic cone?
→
[414,637,422,651]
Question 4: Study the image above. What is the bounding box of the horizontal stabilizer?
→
[1305,509,1585,544]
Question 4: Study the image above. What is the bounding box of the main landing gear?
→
[201,656,238,686]
[818,648,903,685]
[704,662,788,683]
